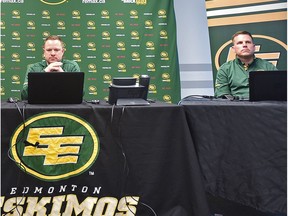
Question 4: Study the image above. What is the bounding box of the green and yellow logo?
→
[42,31,51,38]
[27,20,36,29]
[1,64,5,73]
[12,10,20,18]
[136,0,147,5]
[72,31,81,40]
[42,10,50,19]
[118,63,127,72]
[102,52,111,62]
[40,0,68,5]
[130,10,138,18]
[160,51,169,60]
[102,31,111,40]
[88,63,97,72]
[57,20,66,29]
[72,10,81,19]
[147,62,155,72]
[101,10,110,19]
[149,84,157,93]
[11,53,20,62]
[87,20,96,29]
[145,20,153,29]
[131,52,140,61]
[131,31,139,40]
[116,20,125,29]
[10,112,99,181]
[12,31,20,40]
[158,9,167,18]
[160,30,168,39]
[146,41,155,50]
[1,86,5,95]
[88,85,98,95]
[117,41,126,50]
[87,42,96,50]
[0,42,5,51]
[73,53,81,62]
[103,74,112,83]
[163,95,171,103]
[11,75,21,84]
[27,42,36,51]
[162,73,171,82]
[0,20,5,29]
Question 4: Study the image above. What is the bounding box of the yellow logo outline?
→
[11,112,99,181]
[40,0,68,5]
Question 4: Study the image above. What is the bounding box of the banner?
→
[205,0,287,82]
[0,0,181,104]
[1,102,210,215]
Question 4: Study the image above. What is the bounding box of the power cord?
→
[5,100,28,216]
[178,95,215,104]
[112,106,158,216]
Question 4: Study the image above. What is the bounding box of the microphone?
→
[139,75,150,87]
[222,94,235,101]
[7,97,19,103]
[139,75,150,100]
[234,96,240,100]
[24,140,39,147]
[222,94,241,101]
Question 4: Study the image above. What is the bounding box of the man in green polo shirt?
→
[21,35,81,100]
[214,30,277,99]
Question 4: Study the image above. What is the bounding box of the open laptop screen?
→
[28,72,84,104]
[249,70,287,101]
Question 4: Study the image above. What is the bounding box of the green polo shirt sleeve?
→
[214,66,231,97]
[62,59,81,72]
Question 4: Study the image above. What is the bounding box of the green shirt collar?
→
[236,56,257,70]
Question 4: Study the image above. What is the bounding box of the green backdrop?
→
[1,0,181,104]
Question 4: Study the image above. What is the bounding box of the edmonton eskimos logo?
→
[10,112,99,181]
[40,0,68,5]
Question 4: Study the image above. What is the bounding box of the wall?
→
[174,0,214,99]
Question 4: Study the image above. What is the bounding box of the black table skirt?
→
[182,99,287,214]
[1,101,210,216]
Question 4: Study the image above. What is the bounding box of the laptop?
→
[249,70,287,101]
[28,72,84,104]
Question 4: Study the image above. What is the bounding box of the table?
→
[181,98,287,214]
[1,101,210,216]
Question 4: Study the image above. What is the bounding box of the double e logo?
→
[10,112,99,181]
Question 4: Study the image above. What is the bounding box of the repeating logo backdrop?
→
[1,0,181,103]
[205,0,287,82]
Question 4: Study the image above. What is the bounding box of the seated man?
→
[214,30,277,99]
[21,35,80,100]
